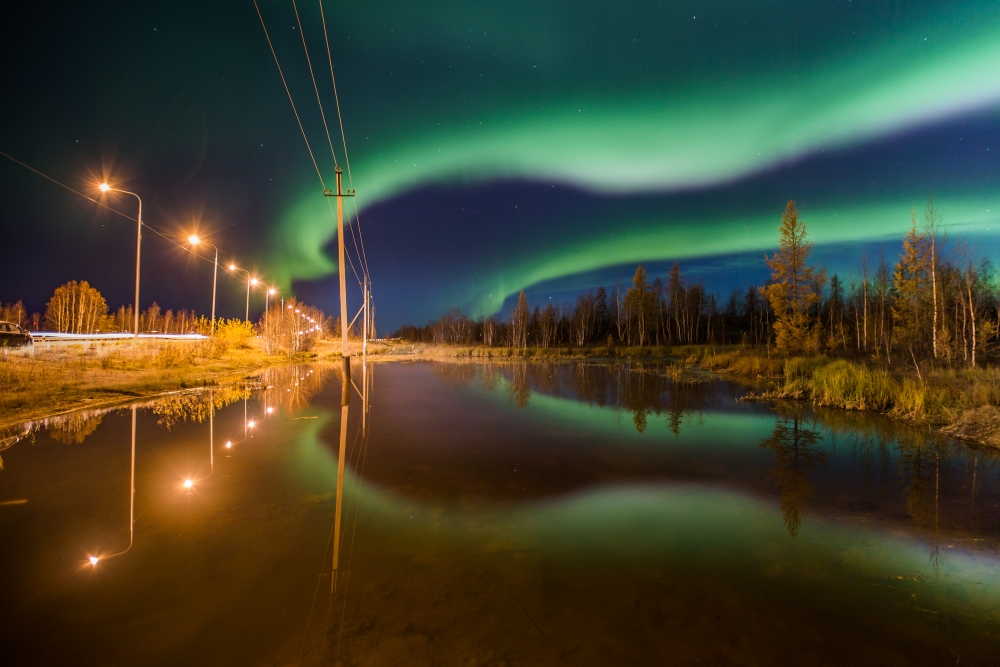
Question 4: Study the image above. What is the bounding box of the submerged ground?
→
[1,360,999,665]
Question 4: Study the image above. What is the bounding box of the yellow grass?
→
[0,337,291,428]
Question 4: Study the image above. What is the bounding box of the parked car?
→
[0,321,33,348]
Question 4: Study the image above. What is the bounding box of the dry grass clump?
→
[810,360,894,411]
[692,349,784,377]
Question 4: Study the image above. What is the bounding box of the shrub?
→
[216,319,255,350]
[810,360,894,411]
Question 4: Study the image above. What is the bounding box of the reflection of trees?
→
[897,436,950,573]
[257,364,335,415]
[759,412,829,537]
[153,384,249,429]
[507,363,531,409]
[47,411,106,444]
[436,360,720,434]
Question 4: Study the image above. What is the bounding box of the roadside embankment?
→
[0,337,304,428]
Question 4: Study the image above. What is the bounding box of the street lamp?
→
[99,182,142,337]
[266,287,276,314]
[228,265,258,323]
[188,235,219,336]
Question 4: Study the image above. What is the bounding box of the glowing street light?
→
[183,479,194,489]
[89,556,99,566]
[265,287,277,313]
[247,420,255,428]
[99,182,143,337]
[188,235,220,336]
[225,441,232,449]
[227,265,257,323]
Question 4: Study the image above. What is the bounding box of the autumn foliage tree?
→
[891,213,932,356]
[764,201,825,354]
[44,281,109,333]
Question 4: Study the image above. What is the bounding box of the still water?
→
[2,361,1000,666]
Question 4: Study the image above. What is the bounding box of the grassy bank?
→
[685,346,1000,446]
[0,337,305,428]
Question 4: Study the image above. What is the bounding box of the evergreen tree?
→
[892,213,931,354]
[764,201,825,353]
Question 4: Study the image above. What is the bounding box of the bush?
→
[216,319,255,350]
[810,360,894,411]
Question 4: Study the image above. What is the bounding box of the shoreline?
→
[0,338,335,430]
[370,342,1000,448]
[6,339,998,450]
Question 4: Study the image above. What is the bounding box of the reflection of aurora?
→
[263,0,1000,318]
[335,362,1000,552]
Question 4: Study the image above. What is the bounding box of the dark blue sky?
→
[1,1,998,330]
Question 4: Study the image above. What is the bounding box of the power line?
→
[318,0,352,188]
[291,0,340,170]
[316,0,372,282]
[253,0,326,189]
[258,0,369,289]
[0,149,276,285]
[351,198,371,279]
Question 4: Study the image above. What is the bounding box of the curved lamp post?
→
[188,235,220,336]
[99,183,142,337]
[228,265,258,324]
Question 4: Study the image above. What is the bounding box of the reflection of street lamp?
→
[188,235,219,336]
[99,183,142,337]
[88,404,138,566]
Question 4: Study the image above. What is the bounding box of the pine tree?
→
[764,201,825,354]
[892,213,931,354]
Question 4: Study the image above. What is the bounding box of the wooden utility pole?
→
[324,166,355,381]
[362,274,369,357]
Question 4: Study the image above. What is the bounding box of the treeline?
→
[2,282,331,357]
[396,199,1000,367]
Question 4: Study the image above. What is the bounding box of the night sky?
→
[2,1,998,330]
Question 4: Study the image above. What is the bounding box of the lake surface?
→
[2,360,1000,666]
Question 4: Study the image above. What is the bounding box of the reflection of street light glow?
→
[225,441,232,449]
[183,479,194,489]
[89,556,99,565]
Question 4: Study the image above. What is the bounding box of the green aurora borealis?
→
[265,0,1000,321]
[2,1,999,325]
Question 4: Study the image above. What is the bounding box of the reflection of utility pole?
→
[129,405,136,549]
[324,166,355,380]
[209,389,214,474]
[332,369,350,593]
